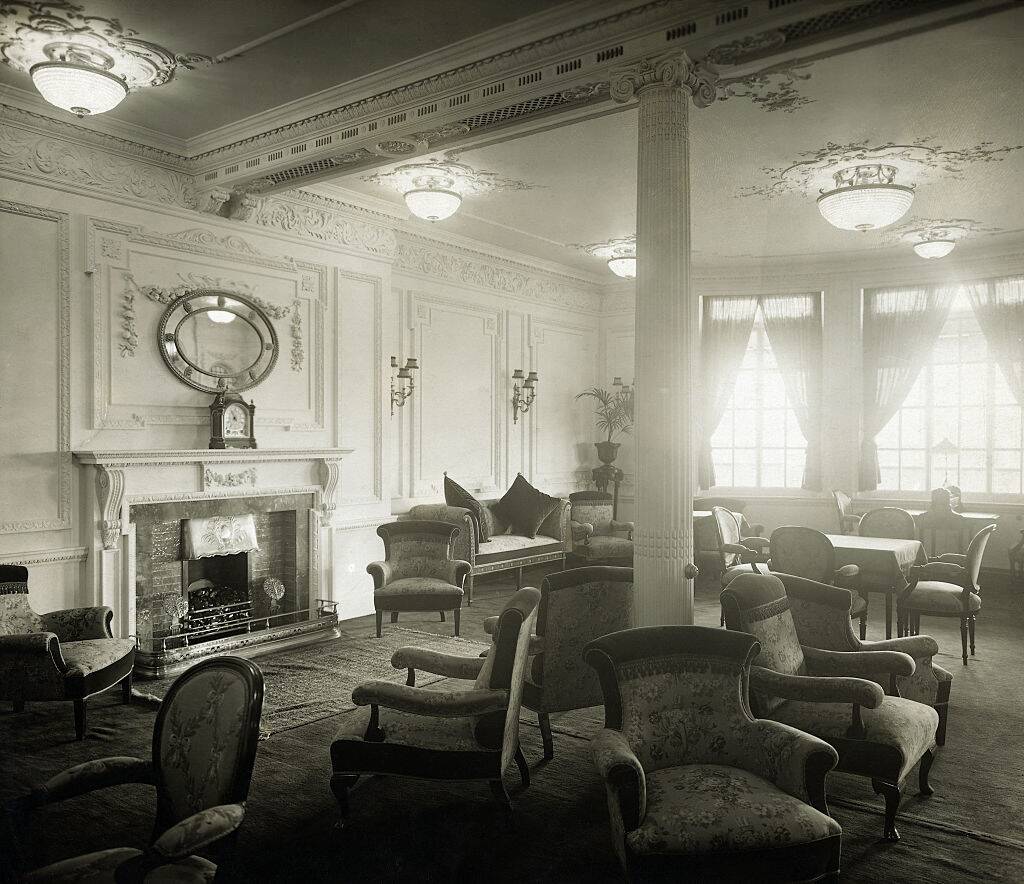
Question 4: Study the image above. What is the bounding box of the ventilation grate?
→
[455,88,596,132]
[203,171,218,181]
[314,135,332,148]
[555,58,581,75]
[224,164,238,174]
[715,6,749,25]
[290,143,307,155]
[265,158,340,185]
[267,149,284,161]
[482,82,505,97]
[517,70,543,86]
[595,45,623,63]
[416,102,437,117]
[449,92,470,107]
[386,112,407,126]
[768,0,802,8]
[780,0,928,43]
[244,158,260,169]
[666,22,697,40]
[339,126,359,139]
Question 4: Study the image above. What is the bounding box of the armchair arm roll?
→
[834,563,860,585]
[721,543,762,564]
[742,719,839,811]
[803,646,915,678]
[751,666,884,708]
[151,803,246,861]
[452,559,472,588]
[30,757,155,806]
[592,728,646,832]
[610,519,634,539]
[571,520,594,544]
[40,606,114,641]
[390,647,485,680]
[740,536,771,550]
[406,504,476,559]
[366,561,394,589]
[538,498,571,544]
[352,680,509,717]
[909,561,965,583]
[861,635,940,659]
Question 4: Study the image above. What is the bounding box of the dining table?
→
[825,534,927,639]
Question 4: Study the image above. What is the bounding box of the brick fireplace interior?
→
[132,493,312,653]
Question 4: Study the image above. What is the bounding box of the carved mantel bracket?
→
[318,458,343,520]
[609,51,719,108]
[95,466,126,551]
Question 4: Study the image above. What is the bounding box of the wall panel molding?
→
[0,546,87,566]
[0,199,71,534]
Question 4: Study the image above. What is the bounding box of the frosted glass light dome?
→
[607,256,637,278]
[30,62,128,117]
[817,164,914,232]
[913,239,956,259]
[404,188,462,221]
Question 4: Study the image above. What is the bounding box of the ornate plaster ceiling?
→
[332,6,1024,270]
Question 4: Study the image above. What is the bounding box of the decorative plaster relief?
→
[740,138,1024,199]
[609,51,718,108]
[202,467,257,490]
[719,62,813,113]
[882,217,1003,246]
[0,118,195,207]
[249,192,397,257]
[706,31,787,65]
[364,158,536,197]
[396,235,599,313]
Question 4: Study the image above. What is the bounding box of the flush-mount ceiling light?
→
[817,164,915,232]
[207,295,237,323]
[913,238,956,259]
[403,173,463,222]
[30,59,128,117]
[607,254,637,279]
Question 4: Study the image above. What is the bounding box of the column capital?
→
[609,51,718,108]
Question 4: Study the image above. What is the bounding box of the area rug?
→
[140,627,488,736]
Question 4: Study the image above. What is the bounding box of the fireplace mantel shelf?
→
[73,448,353,467]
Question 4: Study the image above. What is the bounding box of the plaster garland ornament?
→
[882,216,1001,247]
[609,51,719,108]
[719,61,814,114]
[202,467,257,489]
[118,272,299,365]
[740,138,1024,199]
[0,1,213,116]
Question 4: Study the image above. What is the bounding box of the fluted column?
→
[611,53,717,625]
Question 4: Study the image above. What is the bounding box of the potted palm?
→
[576,385,634,465]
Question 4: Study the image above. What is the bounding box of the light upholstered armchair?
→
[13,656,264,883]
[584,625,842,882]
[779,572,953,746]
[367,521,471,637]
[568,491,633,565]
[0,565,136,740]
[330,587,540,818]
[721,573,939,842]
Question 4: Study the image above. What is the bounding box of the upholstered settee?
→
[405,498,570,604]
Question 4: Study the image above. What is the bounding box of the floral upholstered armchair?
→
[14,656,264,883]
[483,566,634,760]
[0,565,136,740]
[330,587,540,818]
[367,521,471,638]
[779,572,953,746]
[721,573,939,842]
[568,491,633,565]
[584,625,842,882]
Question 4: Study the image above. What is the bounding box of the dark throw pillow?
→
[494,473,560,539]
[444,473,490,543]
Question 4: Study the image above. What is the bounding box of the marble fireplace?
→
[73,448,351,676]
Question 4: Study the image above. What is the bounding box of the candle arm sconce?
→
[390,355,419,416]
[511,369,539,424]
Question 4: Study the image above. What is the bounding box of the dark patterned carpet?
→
[3,567,1024,882]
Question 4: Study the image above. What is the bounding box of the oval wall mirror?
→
[158,290,279,393]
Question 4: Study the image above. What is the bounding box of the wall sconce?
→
[390,355,418,416]
[511,369,539,424]
[612,376,635,411]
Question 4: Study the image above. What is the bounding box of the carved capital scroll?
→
[610,51,718,108]
[95,466,126,550]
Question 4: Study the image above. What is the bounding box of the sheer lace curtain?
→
[964,276,1024,406]
[761,293,823,490]
[699,295,759,489]
[859,284,957,490]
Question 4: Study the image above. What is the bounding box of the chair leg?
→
[871,779,901,842]
[919,749,935,796]
[516,567,523,590]
[73,698,86,741]
[453,608,460,637]
[935,703,949,747]
[538,711,554,761]
[466,575,474,607]
[439,610,445,621]
[330,773,359,825]
[513,743,530,788]
[489,779,513,815]
[860,612,867,641]
[121,673,133,705]
[390,611,399,623]
[12,700,24,713]
[960,618,969,665]
[375,611,383,638]
[968,615,976,657]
